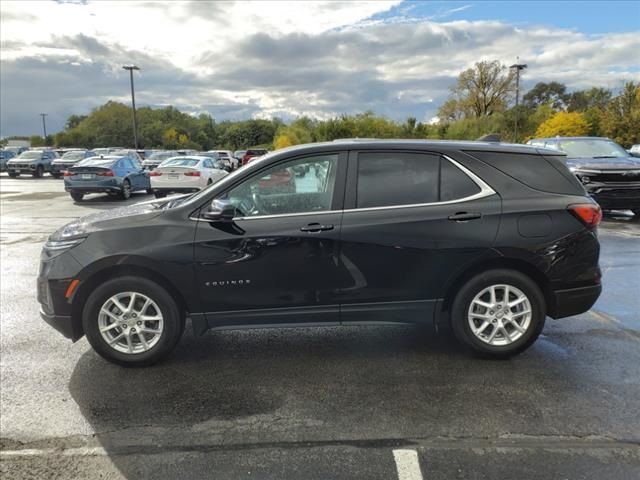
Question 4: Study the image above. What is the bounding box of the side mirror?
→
[201,199,235,222]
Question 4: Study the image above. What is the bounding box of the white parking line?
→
[393,449,424,480]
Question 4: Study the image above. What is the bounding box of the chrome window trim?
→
[192,153,495,222]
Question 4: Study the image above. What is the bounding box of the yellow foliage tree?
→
[535,111,590,138]
[274,133,294,149]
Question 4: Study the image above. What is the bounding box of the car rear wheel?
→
[154,191,166,198]
[33,165,44,178]
[70,192,84,202]
[120,179,131,200]
[82,276,184,366]
[8,172,18,178]
[52,172,62,179]
[451,269,545,358]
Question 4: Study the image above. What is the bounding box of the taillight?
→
[184,171,200,177]
[148,171,162,176]
[96,170,115,177]
[568,203,602,229]
[63,171,75,176]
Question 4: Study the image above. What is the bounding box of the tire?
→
[70,192,84,202]
[33,165,44,178]
[154,191,166,199]
[632,209,640,219]
[146,189,154,195]
[451,269,545,358]
[120,179,131,200]
[82,276,184,366]
[8,172,18,178]
[52,172,62,179]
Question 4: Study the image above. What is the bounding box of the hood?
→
[49,200,165,241]
[566,156,640,171]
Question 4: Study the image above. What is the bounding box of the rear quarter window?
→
[465,151,584,195]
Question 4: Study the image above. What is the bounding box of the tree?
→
[566,87,611,112]
[600,82,640,147]
[523,82,568,109]
[438,60,516,120]
[29,135,45,147]
[535,111,590,138]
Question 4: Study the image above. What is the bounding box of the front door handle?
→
[448,212,482,222]
[300,223,334,232]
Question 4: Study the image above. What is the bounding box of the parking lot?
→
[1,175,639,479]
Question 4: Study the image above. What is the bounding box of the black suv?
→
[527,137,640,215]
[38,140,602,366]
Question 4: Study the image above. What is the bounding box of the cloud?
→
[0,0,638,137]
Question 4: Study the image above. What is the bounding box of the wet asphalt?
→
[0,176,639,479]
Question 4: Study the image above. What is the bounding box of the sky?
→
[1,0,639,137]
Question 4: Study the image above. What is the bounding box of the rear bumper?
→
[550,284,602,319]
[65,179,121,194]
[152,187,200,194]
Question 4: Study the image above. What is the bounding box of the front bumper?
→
[40,310,82,341]
[6,163,38,174]
[51,163,75,173]
[583,183,640,210]
[550,284,602,319]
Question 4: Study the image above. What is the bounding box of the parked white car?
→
[208,150,239,170]
[149,156,228,198]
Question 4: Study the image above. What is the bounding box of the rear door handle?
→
[448,212,482,222]
[300,223,334,232]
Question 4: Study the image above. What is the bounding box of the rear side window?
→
[356,152,482,208]
[356,152,439,208]
[466,151,584,195]
[440,158,481,201]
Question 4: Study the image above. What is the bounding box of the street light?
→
[39,113,48,140]
[510,59,527,142]
[122,64,140,149]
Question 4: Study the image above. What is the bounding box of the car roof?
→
[529,136,611,142]
[266,139,562,156]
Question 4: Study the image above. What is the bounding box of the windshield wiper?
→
[591,156,619,159]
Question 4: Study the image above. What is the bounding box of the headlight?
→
[43,221,95,257]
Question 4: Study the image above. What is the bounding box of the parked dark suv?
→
[527,137,640,215]
[38,140,602,366]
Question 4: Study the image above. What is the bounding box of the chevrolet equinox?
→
[38,140,602,366]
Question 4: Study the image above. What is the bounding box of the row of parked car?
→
[2,138,639,214]
[0,146,270,202]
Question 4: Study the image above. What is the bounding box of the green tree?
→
[523,82,568,110]
[600,82,640,147]
[438,60,516,120]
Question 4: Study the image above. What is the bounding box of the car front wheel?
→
[70,192,84,202]
[82,276,184,366]
[451,269,545,358]
[33,165,44,178]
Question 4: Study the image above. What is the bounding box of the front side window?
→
[225,154,338,217]
[356,152,439,208]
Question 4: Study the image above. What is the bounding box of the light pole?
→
[39,113,48,141]
[122,65,140,149]
[510,59,527,142]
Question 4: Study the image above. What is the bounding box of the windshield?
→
[18,151,43,159]
[61,151,86,160]
[555,139,629,158]
[160,158,200,167]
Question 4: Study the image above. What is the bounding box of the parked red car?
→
[242,148,268,166]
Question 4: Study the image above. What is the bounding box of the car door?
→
[193,151,348,327]
[338,149,501,324]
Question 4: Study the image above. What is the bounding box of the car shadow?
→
[67,324,580,479]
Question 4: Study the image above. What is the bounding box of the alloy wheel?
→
[467,284,532,346]
[98,292,164,354]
